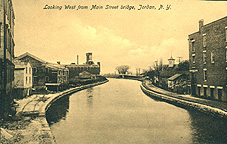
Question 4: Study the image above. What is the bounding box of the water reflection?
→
[46,96,69,125]
[188,110,227,144]
[86,88,93,108]
[46,79,227,144]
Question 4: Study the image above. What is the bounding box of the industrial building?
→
[189,16,227,101]
[0,0,15,115]
[15,52,69,91]
[66,53,100,83]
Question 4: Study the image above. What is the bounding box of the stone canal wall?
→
[39,80,109,116]
[141,83,227,119]
[38,80,109,143]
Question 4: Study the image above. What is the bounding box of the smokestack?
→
[77,55,79,64]
[199,19,204,33]
[86,53,92,63]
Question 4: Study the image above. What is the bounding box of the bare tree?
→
[116,65,130,74]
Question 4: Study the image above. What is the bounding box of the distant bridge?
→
[119,74,143,80]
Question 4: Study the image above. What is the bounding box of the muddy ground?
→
[0,116,44,144]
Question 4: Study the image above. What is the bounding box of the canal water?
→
[46,78,227,144]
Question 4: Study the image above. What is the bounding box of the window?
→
[198,87,201,96]
[204,87,207,97]
[46,68,49,73]
[34,76,38,84]
[26,77,28,84]
[204,70,207,81]
[203,34,206,47]
[192,55,195,63]
[29,77,31,84]
[225,27,227,41]
[211,52,215,63]
[45,76,49,82]
[29,67,31,74]
[191,40,195,52]
[203,52,206,64]
[210,88,214,98]
[226,48,227,62]
[26,67,28,74]
[218,89,222,101]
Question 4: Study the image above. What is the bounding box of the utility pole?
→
[155,60,159,84]
[177,57,183,63]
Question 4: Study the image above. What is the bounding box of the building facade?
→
[168,73,188,94]
[45,62,69,91]
[0,0,15,104]
[66,53,100,83]
[189,16,227,101]
[15,52,46,88]
[13,60,33,98]
[15,52,69,91]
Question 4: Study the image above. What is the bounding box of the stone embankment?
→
[38,80,109,143]
[2,80,108,144]
[141,80,227,119]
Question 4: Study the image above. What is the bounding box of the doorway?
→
[204,87,207,97]
[210,88,214,99]
[198,87,201,97]
[218,89,222,101]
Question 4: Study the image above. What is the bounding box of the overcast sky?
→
[12,0,227,74]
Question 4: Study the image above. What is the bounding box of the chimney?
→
[199,19,204,33]
[86,53,92,63]
[97,62,100,66]
[57,61,60,65]
[77,55,79,64]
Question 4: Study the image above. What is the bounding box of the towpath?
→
[143,80,227,112]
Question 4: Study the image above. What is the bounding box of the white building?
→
[14,60,33,97]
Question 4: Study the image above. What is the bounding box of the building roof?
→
[168,56,175,60]
[161,64,178,72]
[168,74,183,81]
[160,71,177,78]
[45,62,68,70]
[66,63,99,67]
[203,16,227,28]
[189,16,227,36]
[79,71,91,75]
[15,52,46,63]
[13,59,30,69]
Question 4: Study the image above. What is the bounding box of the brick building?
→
[189,16,227,102]
[45,62,69,91]
[0,0,15,111]
[15,52,69,91]
[66,53,100,83]
[15,52,47,88]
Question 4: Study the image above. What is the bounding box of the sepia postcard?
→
[0,0,227,143]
